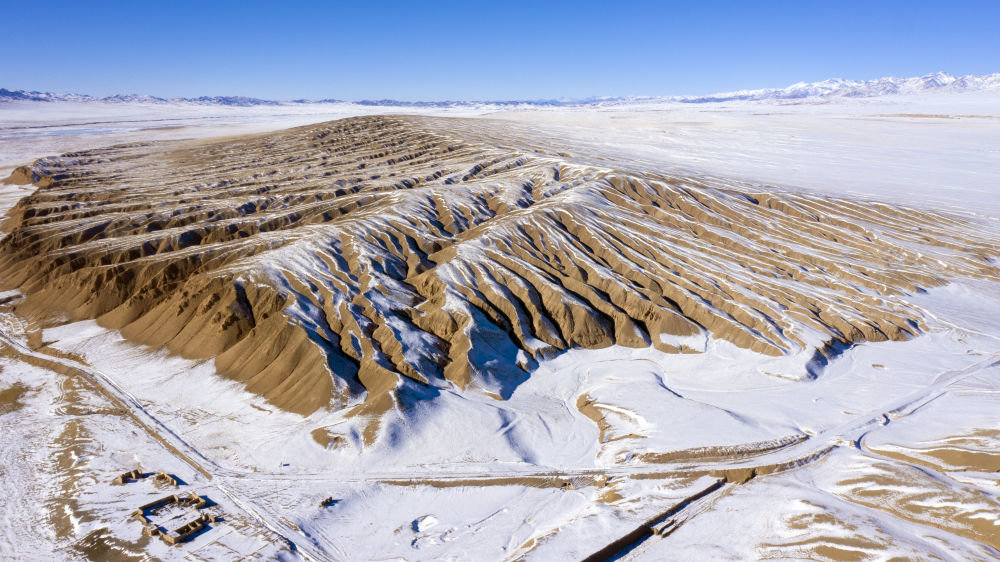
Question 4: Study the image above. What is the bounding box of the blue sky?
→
[2,1,998,100]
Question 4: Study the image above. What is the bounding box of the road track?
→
[2,321,996,561]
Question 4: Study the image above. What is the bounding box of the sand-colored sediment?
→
[575,393,645,445]
[832,456,1000,549]
[0,380,30,415]
[2,166,35,186]
[868,436,1000,473]
[759,497,924,560]
[639,434,809,465]
[1,115,997,424]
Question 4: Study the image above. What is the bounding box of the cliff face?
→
[2,115,997,419]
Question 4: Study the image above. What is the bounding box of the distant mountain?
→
[178,95,281,107]
[2,72,998,107]
[352,98,602,107]
[98,93,170,104]
[672,71,1000,103]
[0,89,283,106]
[0,88,95,103]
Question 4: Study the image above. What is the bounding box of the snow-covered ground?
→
[483,90,1000,217]
[5,85,999,217]
[1,80,999,559]
[2,277,997,560]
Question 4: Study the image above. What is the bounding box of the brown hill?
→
[1,115,997,422]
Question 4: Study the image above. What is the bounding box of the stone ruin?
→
[112,467,179,487]
[113,468,144,485]
[134,491,218,546]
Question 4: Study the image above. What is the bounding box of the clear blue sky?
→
[2,1,998,101]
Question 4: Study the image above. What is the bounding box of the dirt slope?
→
[1,115,997,419]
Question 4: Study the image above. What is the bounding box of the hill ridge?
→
[2,116,997,438]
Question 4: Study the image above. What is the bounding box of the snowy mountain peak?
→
[1,71,998,108]
[675,71,999,103]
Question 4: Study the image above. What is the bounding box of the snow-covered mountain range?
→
[0,90,286,106]
[676,71,1000,103]
[1,71,998,108]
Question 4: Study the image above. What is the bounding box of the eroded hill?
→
[1,115,997,428]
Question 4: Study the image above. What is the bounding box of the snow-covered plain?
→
[3,278,998,560]
[5,83,1000,217]
[482,91,1000,217]
[1,79,1000,559]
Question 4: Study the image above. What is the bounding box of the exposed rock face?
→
[1,116,997,418]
